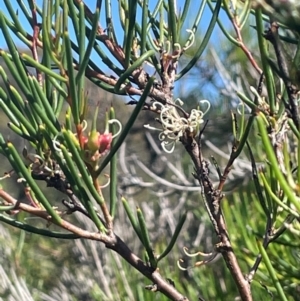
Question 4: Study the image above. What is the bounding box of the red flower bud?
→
[98,132,112,155]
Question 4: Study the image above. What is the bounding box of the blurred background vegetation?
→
[1,0,300,301]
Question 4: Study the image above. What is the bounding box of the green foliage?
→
[0,1,300,301]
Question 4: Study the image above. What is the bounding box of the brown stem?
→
[72,0,126,67]
[264,22,300,129]
[181,132,252,301]
[108,236,189,301]
[81,65,168,103]
[217,147,237,191]
[30,3,43,85]
[0,188,189,301]
[231,16,262,74]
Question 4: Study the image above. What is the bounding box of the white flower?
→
[145,99,210,153]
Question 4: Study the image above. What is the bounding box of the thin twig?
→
[181,128,252,301]
[264,22,300,129]
[0,188,189,301]
[30,3,43,85]
[231,15,262,74]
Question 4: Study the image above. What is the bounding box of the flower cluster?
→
[53,116,121,169]
[145,99,210,153]
[80,118,121,164]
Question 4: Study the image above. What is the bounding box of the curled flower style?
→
[145,99,210,153]
[177,247,218,270]
[163,29,195,58]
